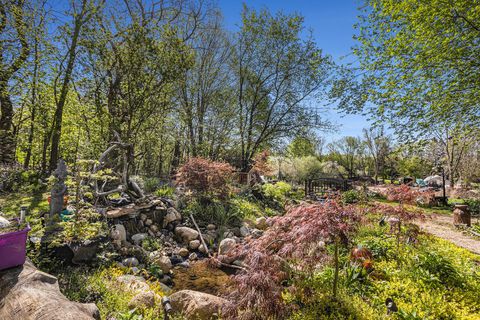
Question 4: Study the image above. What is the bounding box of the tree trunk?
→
[24,39,39,168]
[0,85,15,164]
[49,0,87,172]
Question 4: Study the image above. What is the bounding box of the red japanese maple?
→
[220,200,363,319]
[176,157,234,197]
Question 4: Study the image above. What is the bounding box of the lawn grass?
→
[0,189,49,218]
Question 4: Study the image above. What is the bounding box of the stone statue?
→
[50,159,68,218]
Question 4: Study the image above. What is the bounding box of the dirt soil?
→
[415,214,480,255]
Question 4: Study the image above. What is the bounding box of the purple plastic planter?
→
[0,222,30,271]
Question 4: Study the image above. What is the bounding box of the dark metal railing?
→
[304,178,352,197]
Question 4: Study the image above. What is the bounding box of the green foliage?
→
[465,199,480,215]
[51,207,107,245]
[229,197,263,219]
[341,190,361,204]
[143,177,161,193]
[397,156,431,178]
[287,136,317,157]
[289,221,480,320]
[154,185,175,197]
[262,181,294,203]
[343,0,480,139]
[184,198,243,227]
[59,265,168,320]
[280,156,324,183]
[141,236,163,252]
[414,251,464,289]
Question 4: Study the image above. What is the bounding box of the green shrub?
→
[262,181,293,203]
[341,189,360,204]
[229,197,263,219]
[465,199,480,215]
[184,198,243,227]
[143,177,161,193]
[142,236,162,251]
[414,251,464,289]
[154,186,175,197]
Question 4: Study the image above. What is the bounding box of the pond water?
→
[171,260,234,296]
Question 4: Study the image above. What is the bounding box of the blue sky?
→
[218,0,370,141]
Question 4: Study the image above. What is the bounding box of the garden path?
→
[415,214,480,255]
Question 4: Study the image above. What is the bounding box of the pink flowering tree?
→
[219,200,363,319]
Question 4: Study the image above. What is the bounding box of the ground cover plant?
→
[288,222,480,320]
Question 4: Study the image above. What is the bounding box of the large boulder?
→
[127,291,156,310]
[169,290,228,320]
[175,226,199,243]
[0,261,100,320]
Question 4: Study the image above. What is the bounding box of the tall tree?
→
[363,127,390,183]
[337,0,480,138]
[234,6,333,170]
[328,136,363,179]
[178,11,235,158]
[0,0,30,164]
[49,0,99,171]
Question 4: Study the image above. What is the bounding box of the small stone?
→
[145,219,153,226]
[198,244,208,254]
[131,266,140,274]
[138,220,144,228]
[251,229,263,238]
[189,240,201,250]
[131,233,148,245]
[239,226,250,237]
[207,224,216,231]
[178,261,190,268]
[140,213,148,222]
[0,216,11,228]
[203,233,215,244]
[218,238,236,255]
[150,224,159,233]
[116,275,149,292]
[160,275,172,285]
[128,291,155,309]
[223,231,235,239]
[170,254,183,265]
[160,283,172,294]
[232,227,241,237]
[178,248,189,257]
[148,229,155,237]
[111,224,127,242]
[163,207,181,228]
[169,290,228,320]
[188,253,198,260]
[255,217,268,230]
[149,251,172,273]
[122,257,139,267]
[175,226,199,243]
